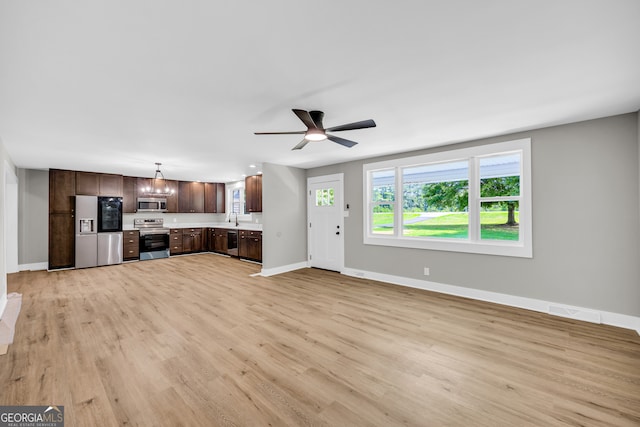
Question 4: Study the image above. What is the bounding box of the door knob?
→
[336,231,340,235]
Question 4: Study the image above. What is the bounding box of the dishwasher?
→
[227,230,238,256]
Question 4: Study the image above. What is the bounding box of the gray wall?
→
[17,168,49,265]
[308,113,640,317]
[262,163,307,270]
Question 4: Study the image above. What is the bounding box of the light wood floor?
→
[2,254,639,426]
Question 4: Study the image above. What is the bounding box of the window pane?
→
[232,189,241,213]
[315,188,335,206]
[402,161,469,239]
[371,170,395,202]
[480,200,519,241]
[372,204,394,234]
[480,153,520,197]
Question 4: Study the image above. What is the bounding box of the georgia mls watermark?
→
[0,406,64,427]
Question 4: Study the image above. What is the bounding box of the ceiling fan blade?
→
[327,134,358,148]
[309,110,325,129]
[326,119,376,132]
[292,109,318,130]
[254,131,306,135]
[292,139,310,150]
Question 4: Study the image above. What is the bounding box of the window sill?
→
[364,234,532,258]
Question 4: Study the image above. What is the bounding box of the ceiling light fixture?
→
[142,162,175,197]
[304,129,327,141]
[249,164,256,168]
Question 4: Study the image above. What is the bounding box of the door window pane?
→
[315,188,335,206]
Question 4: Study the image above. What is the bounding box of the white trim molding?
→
[0,294,7,324]
[342,268,640,335]
[19,262,48,272]
[260,262,309,277]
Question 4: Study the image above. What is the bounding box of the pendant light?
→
[142,162,175,196]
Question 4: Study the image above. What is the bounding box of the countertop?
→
[123,222,262,231]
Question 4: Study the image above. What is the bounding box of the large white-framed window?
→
[363,138,532,257]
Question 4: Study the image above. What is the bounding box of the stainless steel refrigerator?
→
[75,195,98,268]
[75,195,123,268]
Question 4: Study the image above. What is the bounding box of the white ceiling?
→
[1,1,639,183]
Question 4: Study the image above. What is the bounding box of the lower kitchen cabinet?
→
[182,228,203,253]
[170,229,183,255]
[123,230,139,260]
[239,230,262,262]
[49,213,75,269]
[211,228,228,254]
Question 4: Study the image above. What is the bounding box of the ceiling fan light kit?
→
[255,109,376,150]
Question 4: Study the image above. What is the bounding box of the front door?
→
[308,174,344,272]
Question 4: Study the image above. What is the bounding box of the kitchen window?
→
[363,138,532,257]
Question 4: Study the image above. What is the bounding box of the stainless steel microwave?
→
[137,197,167,213]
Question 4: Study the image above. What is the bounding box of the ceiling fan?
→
[254,109,376,150]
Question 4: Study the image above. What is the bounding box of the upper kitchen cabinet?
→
[75,172,99,195]
[245,175,262,213]
[164,180,180,213]
[49,169,76,213]
[179,181,205,213]
[136,178,179,212]
[123,176,137,213]
[204,183,225,213]
[100,173,123,196]
[76,171,123,196]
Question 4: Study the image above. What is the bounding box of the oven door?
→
[139,233,170,260]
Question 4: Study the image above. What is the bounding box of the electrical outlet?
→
[423,267,430,276]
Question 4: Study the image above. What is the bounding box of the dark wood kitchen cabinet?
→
[123,230,140,260]
[123,176,137,213]
[99,173,123,196]
[49,169,75,213]
[182,228,203,253]
[75,172,99,195]
[245,175,262,213]
[164,180,179,212]
[76,171,123,197]
[179,181,205,213]
[49,169,76,269]
[204,183,226,213]
[169,229,183,255]
[210,228,228,254]
[49,213,75,269]
[239,229,262,262]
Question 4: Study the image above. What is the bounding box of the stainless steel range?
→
[134,218,170,260]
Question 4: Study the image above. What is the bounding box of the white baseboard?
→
[19,262,47,272]
[342,268,640,335]
[0,293,7,323]
[260,261,309,277]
